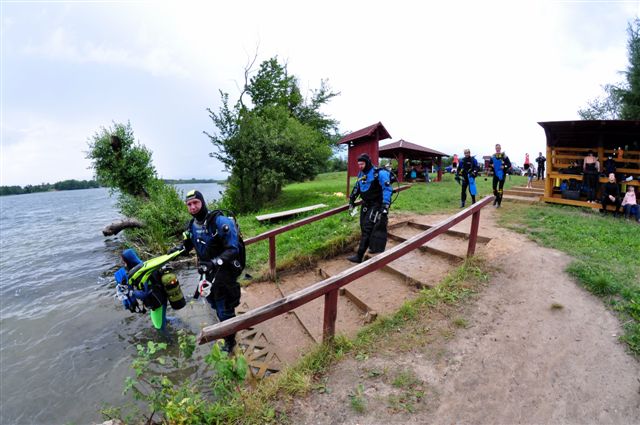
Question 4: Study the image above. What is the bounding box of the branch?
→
[102,218,144,236]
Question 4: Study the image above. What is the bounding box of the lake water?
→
[0,183,224,425]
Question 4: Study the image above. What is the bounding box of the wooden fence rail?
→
[244,185,412,280]
[197,195,493,345]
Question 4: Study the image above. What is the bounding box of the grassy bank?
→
[238,171,525,278]
[498,203,640,354]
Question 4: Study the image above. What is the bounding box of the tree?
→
[206,56,340,212]
[86,122,189,252]
[579,18,640,120]
[87,122,156,198]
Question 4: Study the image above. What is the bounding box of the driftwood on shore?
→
[102,218,144,236]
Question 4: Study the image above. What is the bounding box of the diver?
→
[489,143,512,207]
[456,148,479,208]
[169,190,242,354]
[347,153,393,264]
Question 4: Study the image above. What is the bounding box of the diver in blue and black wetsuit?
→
[170,190,242,353]
[489,143,512,207]
[347,153,393,264]
[456,148,479,208]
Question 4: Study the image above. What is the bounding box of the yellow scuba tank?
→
[161,269,186,310]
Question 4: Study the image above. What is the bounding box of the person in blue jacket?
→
[456,148,479,208]
[170,190,242,353]
[347,153,393,263]
[489,143,512,207]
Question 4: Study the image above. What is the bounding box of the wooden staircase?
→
[502,179,544,204]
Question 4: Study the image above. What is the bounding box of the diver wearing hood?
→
[347,153,393,263]
[172,189,242,353]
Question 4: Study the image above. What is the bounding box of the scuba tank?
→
[160,266,186,310]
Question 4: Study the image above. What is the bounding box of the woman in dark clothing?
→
[583,150,600,203]
[600,173,622,217]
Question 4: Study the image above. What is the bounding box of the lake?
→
[0,183,224,424]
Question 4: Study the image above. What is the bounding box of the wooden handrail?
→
[245,185,412,279]
[244,185,412,245]
[197,195,493,345]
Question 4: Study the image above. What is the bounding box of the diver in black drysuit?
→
[347,153,393,264]
[456,149,479,208]
[490,144,512,207]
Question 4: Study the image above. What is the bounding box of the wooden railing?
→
[197,195,493,345]
[244,185,412,280]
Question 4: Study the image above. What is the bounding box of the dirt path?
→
[287,207,640,425]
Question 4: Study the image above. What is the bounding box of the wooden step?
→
[503,194,540,203]
[504,189,544,197]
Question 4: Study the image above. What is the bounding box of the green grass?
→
[236,171,526,278]
[499,203,640,354]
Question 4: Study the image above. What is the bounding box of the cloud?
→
[23,26,190,78]
[1,118,96,186]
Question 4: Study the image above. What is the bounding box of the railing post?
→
[322,289,338,343]
[269,235,276,281]
[467,209,481,257]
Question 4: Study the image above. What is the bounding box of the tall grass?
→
[499,203,640,354]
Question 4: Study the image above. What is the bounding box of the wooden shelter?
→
[379,139,448,182]
[538,120,640,207]
[338,122,391,194]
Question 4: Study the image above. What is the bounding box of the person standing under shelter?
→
[347,153,393,263]
[456,148,479,208]
[583,150,600,203]
[452,153,459,173]
[489,143,511,208]
[535,152,546,180]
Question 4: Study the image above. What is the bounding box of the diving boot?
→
[460,201,465,208]
[471,196,476,204]
[346,254,363,264]
[221,336,236,354]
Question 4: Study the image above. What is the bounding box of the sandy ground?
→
[287,206,640,425]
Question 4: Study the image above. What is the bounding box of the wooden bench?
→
[256,204,328,222]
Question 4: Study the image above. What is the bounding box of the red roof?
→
[338,122,391,145]
[379,139,449,158]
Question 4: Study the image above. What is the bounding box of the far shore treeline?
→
[0,178,226,196]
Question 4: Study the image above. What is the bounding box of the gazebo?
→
[379,139,449,182]
[538,120,640,207]
[338,122,392,194]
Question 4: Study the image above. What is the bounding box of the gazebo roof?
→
[338,122,391,145]
[538,120,640,148]
[379,139,449,158]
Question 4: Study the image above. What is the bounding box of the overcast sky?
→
[2,0,639,186]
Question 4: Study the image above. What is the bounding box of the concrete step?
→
[504,189,544,197]
[503,194,540,203]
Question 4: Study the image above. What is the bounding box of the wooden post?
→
[545,145,553,197]
[323,289,338,342]
[467,210,481,257]
[269,235,276,281]
[437,157,443,182]
[398,152,405,182]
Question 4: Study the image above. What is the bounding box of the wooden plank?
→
[197,196,493,345]
[323,289,338,342]
[541,196,621,210]
[256,204,327,222]
[406,221,492,243]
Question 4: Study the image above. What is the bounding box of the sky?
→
[1,0,639,186]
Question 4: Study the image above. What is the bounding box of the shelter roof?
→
[338,122,391,145]
[379,139,449,158]
[538,120,640,148]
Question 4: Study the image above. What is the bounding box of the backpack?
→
[190,209,246,278]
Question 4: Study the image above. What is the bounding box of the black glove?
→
[381,204,389,215]
[167,244,184,255]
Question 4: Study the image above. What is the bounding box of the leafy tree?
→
[87,121,156,198]
[579,18,640,120]
[86,122,189,252]
[206,56,340,212]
